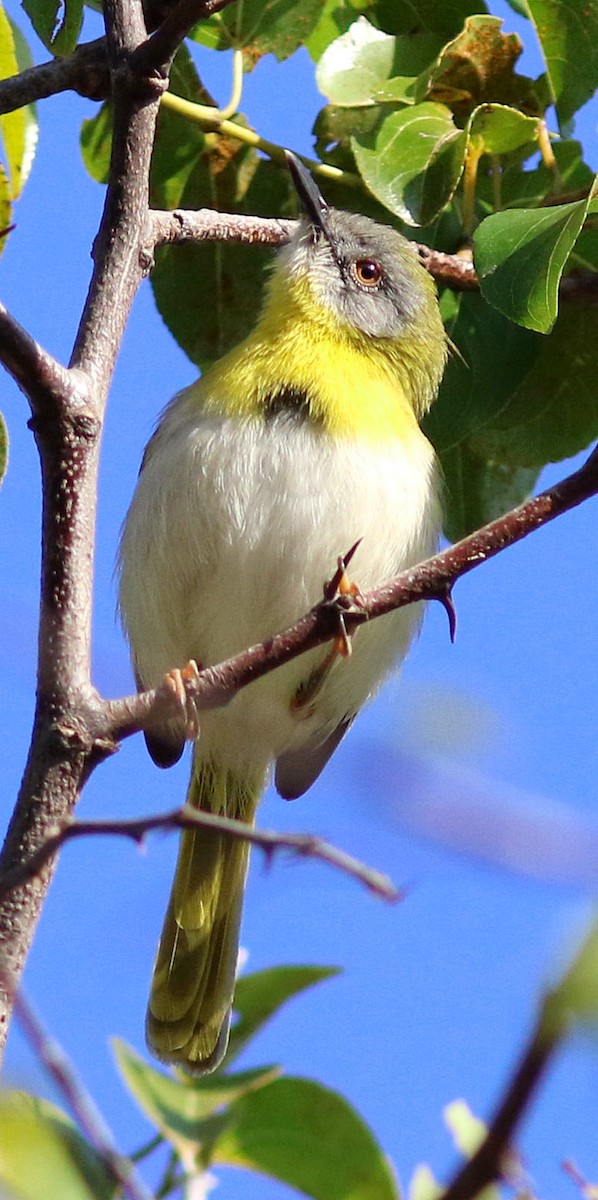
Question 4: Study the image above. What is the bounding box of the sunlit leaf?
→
[527,0,598,125]
[0,9,38,198]
[542,914,598,1038]
[22,0,83,54]
[113,1039,278,1162]
[0,1091,114,1200]
[213,1076,399,1200]
[80,103,111,184]
[191,0,325,69]
[315,18,439,107]
[226,964,340,1065]
[467,103,538,156]
[316,18,396,106]
[474,186,597,331]
[352,101,466,225]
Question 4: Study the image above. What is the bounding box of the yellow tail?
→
[146,757,264,1073]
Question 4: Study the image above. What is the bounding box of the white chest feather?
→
[119,398,441,769]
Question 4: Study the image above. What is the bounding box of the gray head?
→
[280,151,444,347]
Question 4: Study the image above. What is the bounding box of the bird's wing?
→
[274,717,353,800]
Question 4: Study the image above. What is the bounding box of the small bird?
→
[118,153,447,1073]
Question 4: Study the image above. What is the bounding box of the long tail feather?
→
[146,757,264,1073]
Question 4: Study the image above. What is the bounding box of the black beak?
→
[285,150,331,238]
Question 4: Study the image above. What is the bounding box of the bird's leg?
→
[292,540,367,715]
[161,659,202,740]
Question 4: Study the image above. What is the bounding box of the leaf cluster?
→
[4,0,598,536]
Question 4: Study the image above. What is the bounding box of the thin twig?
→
[104,444,598,743]
[14,991,154,1200]
[0,808,401,904]
[441,1024,555,1200]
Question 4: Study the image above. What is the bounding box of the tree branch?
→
[0,809,401,904]
[0,39,109,114]
[15,991,154,1200]
[131,0,237,74]
[103,443,598,743]
[441,1023,554,1200]
[0,0,167,1061]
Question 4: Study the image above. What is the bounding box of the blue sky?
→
[2,2,598,1197]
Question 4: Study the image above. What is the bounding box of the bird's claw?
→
[162,659,202,741]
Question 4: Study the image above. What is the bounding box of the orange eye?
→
[353,259,383,288]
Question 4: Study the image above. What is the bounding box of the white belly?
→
[119,397,441,771]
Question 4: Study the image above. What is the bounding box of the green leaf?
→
[315,19,439,107]
[439,444,539,542]
[352,101,466,225]
[0,10,38,198]
[113,1039,278,1162]
[470,301,598,467]
[22,0,83,54]
[191,0,325,69]
[226,964,340,1065]
[0,163,13,256]
[374,0,488,40]
[425,292,542,453]
[527,0,598,125]
[213,1076,399,1200]
[542,914,598,1039]
[306,0,370,62]
[0,1092,114,1200]
[0,409,8,484]
[467,103,538,156]
[316,18,397,106]
[80,103,111,185]
[474,187,597,332]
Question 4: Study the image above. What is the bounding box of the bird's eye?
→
[352,259,384,288]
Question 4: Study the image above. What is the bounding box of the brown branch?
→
[131,0,236,74]
[0,809,401,904]
[441,1023,554,1200]
[0,39,109,115]
[150,208,480,289]
[15,991,153,1200]
[0,0,168,1062]
[103,443,598,743]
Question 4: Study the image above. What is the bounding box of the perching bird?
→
[118,152,447,1074]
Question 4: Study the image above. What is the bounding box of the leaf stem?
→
[159,90,361,186]
[219,46,244,118]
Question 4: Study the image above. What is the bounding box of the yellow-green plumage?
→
[118,154,447,1074]
[147,758,265,1069]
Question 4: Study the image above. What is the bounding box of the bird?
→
[118,151,447,1074]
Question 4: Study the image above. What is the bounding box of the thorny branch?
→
[103,443,598,743]
[0,809,401,904]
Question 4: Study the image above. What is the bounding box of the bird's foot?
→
[291,540,368,715]
[161,659,202,741]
